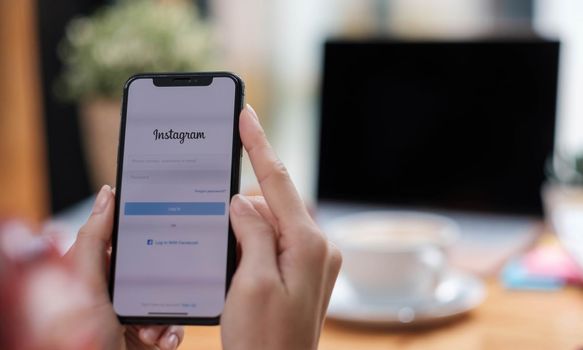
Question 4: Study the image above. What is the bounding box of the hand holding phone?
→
[18,101,340,350]
[108,72,341,350]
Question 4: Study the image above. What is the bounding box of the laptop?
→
[317,39,560,275]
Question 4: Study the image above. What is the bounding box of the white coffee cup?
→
[328,211,459,303]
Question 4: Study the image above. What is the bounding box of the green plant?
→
[56,0,213,101]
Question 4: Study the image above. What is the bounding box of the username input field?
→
[126,154,230,171]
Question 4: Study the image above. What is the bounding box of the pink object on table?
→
[523,243,583,284]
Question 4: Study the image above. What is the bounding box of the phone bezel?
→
[109,72,244,325]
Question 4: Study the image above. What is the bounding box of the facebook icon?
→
[146,239,153,246]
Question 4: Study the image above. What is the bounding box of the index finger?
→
[239,105,310,229]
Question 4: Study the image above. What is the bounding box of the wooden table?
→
[182,280,583,350]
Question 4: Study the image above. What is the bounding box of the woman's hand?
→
[221,105,342,350]
[63,185,184,350]
[0,196,184,350]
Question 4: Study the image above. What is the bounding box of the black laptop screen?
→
[317,40,559,216]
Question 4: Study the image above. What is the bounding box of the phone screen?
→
[112,75,240,319]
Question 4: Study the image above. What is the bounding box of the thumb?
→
[66,185,115,292]
[229,195,279,279]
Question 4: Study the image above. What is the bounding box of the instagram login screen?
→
[113,77,237,318]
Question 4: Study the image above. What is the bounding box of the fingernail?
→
[167,333,179,349]
[140,327,157,344]
[92,185,112,215]
[246,104,258,121]
[231,195,255,215]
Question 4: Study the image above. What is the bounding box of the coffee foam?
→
[335,217,449,249]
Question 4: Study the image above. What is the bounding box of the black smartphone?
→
[109,72,244,325]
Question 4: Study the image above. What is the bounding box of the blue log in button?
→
[124,202,225,216]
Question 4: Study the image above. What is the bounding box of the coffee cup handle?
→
[420,245,447,291]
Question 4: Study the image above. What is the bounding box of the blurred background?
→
[2,0,583,348]
[2,0,583,218]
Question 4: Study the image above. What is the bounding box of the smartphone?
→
[109,72,244,325]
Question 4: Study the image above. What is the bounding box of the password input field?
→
[125,170,229,185]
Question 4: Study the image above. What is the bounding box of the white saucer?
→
[327,269,486,327]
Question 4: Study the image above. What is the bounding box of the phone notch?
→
[153,75,213,87]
